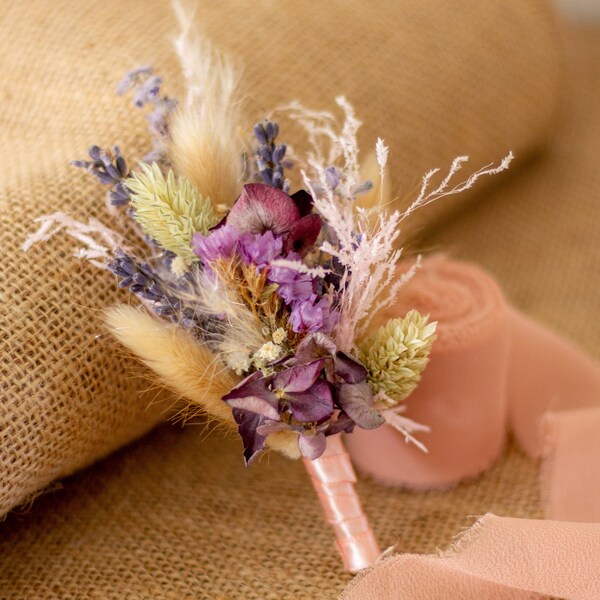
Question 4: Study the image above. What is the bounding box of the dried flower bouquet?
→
[24,2,511,572]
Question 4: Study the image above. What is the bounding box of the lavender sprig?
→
[117,66,177,163]
[108,250,200,329]
[72,146,131,206]
[254,120,291,192]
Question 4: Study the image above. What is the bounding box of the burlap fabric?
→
[419,25,600,363]
[1,23,595,598]
[0,0,563,519]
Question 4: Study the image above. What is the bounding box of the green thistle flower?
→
[359,310,437,407]
[127,162,218,266]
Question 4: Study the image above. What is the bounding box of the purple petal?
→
[336,381,385,430]
[227,184,300,234]
[289,295,326,334]
[273,359,325,393]
[238,230,283,267]
[298,432,327,460]
[290,189,314,217]
[268,265,314,304]
[294,333,337,363]
[323,413,355,436]
[225,396,280,420]
[231,408,268,465]
[287,379,334,422]
[284,214,322,256]
[192,224,241,264]
[222,372,279,419]
[256,420,291,436]
[334,352,367,384]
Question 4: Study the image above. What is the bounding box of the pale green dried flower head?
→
[359,309,437,407]
[127,162,218,267]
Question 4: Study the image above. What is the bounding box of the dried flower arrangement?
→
[23,2,512,572]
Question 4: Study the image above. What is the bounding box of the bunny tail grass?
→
[104,305,299,458]
[170,0,243,206]
[105,305,237,425]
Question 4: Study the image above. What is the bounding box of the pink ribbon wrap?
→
[339,256,600,598]
[345,257,510,488]
[304,434,380,572]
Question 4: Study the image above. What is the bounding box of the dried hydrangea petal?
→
[273,359,325,394]
[298,432,327,460]
[227,184,300,235]
[337,381,385,430]
[286,379,334,423]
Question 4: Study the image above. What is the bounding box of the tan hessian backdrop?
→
[2,1,596,599]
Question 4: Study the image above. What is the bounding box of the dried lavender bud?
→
[109,250,179,313]
[265,120,278,142]
[352,180,374,196]
[271,168,284,189]
[253,119,290,191]
[133,75,161,107]
[325,166,341,190]
[258,145,272,164]
[109,182,131,207]
[253,123,268,145]
[72,146,131,206]
[116,66,177,163]
[116,66,154,96]
[272,144,286,164]
[260,170,273,186]
[108,250,215,334]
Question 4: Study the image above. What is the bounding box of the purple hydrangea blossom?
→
[257,411,355,460]
[336,381,385,430]
[238,230,283,267]
[289,295,338,334]
[223,361,335,463]
[192,224,242,265]
[221,331,381,462]
[267,265,314,304]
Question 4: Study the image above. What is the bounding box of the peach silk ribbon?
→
[304,435,381,572]
[341,256,600,599]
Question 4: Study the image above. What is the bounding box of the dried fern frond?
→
[359,310,437,407]
[127,162,217,266]
[104,305,299,458]
[170,0,243,206]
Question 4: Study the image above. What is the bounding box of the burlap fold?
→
[0,424,541,599]
[1,0,563,528]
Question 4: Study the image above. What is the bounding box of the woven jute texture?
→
[0,0,563,519]
[419,25,600,363]
[0,425,540,599]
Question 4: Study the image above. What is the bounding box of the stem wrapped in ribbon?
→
[304,435,381,572]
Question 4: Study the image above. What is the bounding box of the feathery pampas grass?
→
[281,97,512,351]
[105,305,238,424]
[170,0,243,207]
[22,212,127,269]
[104,305,299,458]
